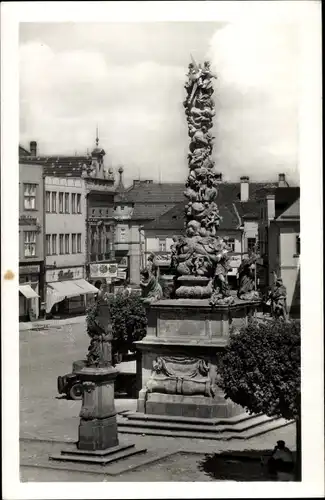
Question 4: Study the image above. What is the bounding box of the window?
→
[247,238,256,252]
[120,205,125,211]
[52,234,57,254]
[51,192,57,213]
[71,193,76,213]
[24,184,37,210]
[59,234,64,254]
[72,233,77,253]
[76,194,81,214]
[77,234,81,253]
[227,238,235,252]
[24,231,37,257]
[64,193,70,213]
[65,234,70,254]
[159,238,166,252]
[295,235,300,255]
[45,191,51,212]
[120,227,126,242]
[59,192,64,213]
[46,235,51,256]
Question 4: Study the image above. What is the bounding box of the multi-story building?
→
[259,185,300,316]
[114,180,185,284]
[19,141,100,316]
[19,153,45,320]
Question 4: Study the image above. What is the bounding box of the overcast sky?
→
[20,21,301,186]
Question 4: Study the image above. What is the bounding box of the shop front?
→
[46,266,98,316]
[19,263,42,321]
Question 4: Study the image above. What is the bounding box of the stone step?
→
[123,411,258,426]
[117,418,291,441]
[117,414,275,434]
[50,446,147,466]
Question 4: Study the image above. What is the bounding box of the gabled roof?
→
[141,181,278,228]
[143,201,241,232]
[276,198,300,220]
[18,154,92,178]
[115,181,185,204]
[19,145,31,156]
[274,187,300,219]
[131,203,175,221]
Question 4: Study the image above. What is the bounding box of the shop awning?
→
[73,279,99,294]
[48,280,85,299]
[19,285,39,299]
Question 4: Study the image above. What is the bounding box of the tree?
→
[86,291,147,364]
[218,319,301,479]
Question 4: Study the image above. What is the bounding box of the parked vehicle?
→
[57,359,137,400]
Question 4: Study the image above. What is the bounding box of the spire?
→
[116,165,125,192]
[96,125,99,147]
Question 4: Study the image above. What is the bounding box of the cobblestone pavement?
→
[20,321,296,481]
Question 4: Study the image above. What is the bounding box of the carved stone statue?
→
[140,267,163,304]
[237,252,260,301]
[269,277,288,320]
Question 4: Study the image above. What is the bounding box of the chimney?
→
[278,173,288,187]
[240,176,249,202]
[30,141,37,157]
[266,194,275,220]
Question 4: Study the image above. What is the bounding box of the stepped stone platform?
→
[50,443,147,466]
[117,411,292,440]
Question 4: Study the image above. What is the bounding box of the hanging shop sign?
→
[89,262,118,279]
[46,267,84,283]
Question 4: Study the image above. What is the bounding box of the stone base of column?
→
[77,415,119,451]
[50,364,147,466]
[50,443,147,466]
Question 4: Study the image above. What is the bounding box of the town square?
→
[1,1,323,495]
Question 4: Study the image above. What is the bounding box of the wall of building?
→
[129,224,142,284]
[279,223,300,314]
[267,221,300,314]
[19,162,45,319]
[243,220,258,251]
[19,163,45,263]
[45,176,86,268]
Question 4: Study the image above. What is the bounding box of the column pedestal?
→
[134,298,260,420]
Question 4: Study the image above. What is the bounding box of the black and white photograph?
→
[1,1,323,497]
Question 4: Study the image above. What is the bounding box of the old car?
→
[57,359,137,400]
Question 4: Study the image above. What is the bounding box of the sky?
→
[20,21,301,186]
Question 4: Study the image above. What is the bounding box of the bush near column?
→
[218,319,301,479]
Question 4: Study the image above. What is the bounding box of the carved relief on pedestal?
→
[79,381,96,420]
[145,355,219,397]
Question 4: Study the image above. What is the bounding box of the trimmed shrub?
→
[219,319,300,421]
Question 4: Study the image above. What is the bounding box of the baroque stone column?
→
[50,297,146,465]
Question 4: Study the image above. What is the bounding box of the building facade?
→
[19,159,45,320]
[44,173,94,315]
[259,186,300,316]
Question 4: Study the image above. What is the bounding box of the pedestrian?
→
[267,440,294,477]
